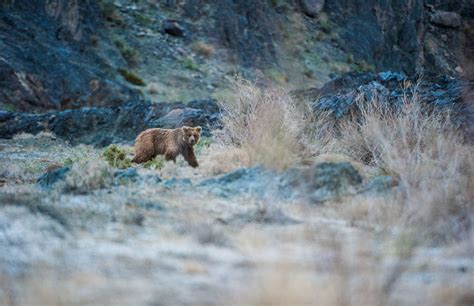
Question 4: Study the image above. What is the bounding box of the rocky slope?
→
[1,0,473,112]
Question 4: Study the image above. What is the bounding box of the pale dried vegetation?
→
[1,78,472,306]
[216,78,473,242]
[215,78,321,170]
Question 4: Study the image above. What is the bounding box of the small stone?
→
[378,71,407,82]
[455,66,463,73]
[37,166,71,189]
[163,19,184,37]
[430,11,461,28]
[299,0,325,18]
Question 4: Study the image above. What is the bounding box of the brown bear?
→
[132,126,202,168]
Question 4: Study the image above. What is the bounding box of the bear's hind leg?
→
[132,142,156,164]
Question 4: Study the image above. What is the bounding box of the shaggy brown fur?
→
[132,126,202,167]
[132,126,201,168]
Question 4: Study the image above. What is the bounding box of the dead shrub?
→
[64,159,113,194]
[332,85,474,242]
[215,78,322,170]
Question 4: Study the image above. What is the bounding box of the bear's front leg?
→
[184,148,199,168]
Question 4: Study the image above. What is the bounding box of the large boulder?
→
[0,99,220,146]
[291,71,464,122]
[198,162,381,203]
[281,162,363,203]
[430,11,462,28]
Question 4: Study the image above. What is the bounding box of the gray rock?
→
[299,0,325,17]
[292,72,463,122]
[364,175,398,193]
[37,166,71,189]
[0,99,220,146]
[228,205,299,225]
[0,111,13,122]
[162,178,192,189]
[199,167,273,198]
[282,162,363,203]
[163,19,184,37]
[430,11,462,28]
[114,168,139,185]
[199,163,365,203]
[378,71,407,82]
[151,108,207,129]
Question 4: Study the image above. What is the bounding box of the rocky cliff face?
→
[0,0,139,112]
[1,0,472,113]
[326,0,473,75]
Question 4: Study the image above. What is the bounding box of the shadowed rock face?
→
[0,0,138,111]
[0,99,220,146]
[292,71,464,122]
[325,0,473,75]
[0,0,472,115]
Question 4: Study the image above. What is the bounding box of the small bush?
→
[215,78,317,170]
[64,159,113,194]
[118,68,146,86]
[317,12,332,33]
[113,37,139,66]
[180,57,199,71]
[191,41,215,58]
[102,145,132,169]
[133,13,153,26]
[332,86,474,242]
[195,136,212,154]
[143,156,165,170]
[99,1,124,26]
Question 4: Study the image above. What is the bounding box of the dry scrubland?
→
[0,80,473,306]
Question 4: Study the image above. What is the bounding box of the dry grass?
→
[216,78,473,242]
[191,41,215,58]
[332,90,473,242]
[64,159,114,194]
[215,78,320,170]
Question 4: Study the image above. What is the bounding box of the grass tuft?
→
[102,145,133,169]
[142,156,166,170]
[118,68,146,86]
[64,159,113,194]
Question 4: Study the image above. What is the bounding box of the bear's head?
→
[182,126,202,146]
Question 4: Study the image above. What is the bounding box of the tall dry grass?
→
[217,78,473,242]
[332,86,473,242]
[215,78,328,170]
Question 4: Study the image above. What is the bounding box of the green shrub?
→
[99,1,124,26]
[102,145,133,169]
[195,136,212,153]
[143,156,165,170]
[113,36,139,65]
[118,68,146,86]
[180,57,200,71]
[134,13,153,26]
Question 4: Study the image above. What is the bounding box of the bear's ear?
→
[195,126,202,133]
[182,126,191,132]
